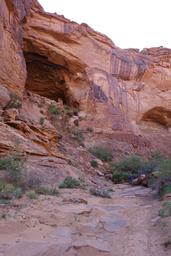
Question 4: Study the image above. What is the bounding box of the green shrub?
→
[90,188,111,198]
[64,106,79,117]
[0,150,24,183]
[160,185,171,197]
[147,174,159,187]
[158,159,171,179]
[6,93,22,109]
[90,159,98,168]
[159,201,171,217]
[150,151,165,162]
[13,187,23,198]
[0,183,15,199]
[72,130,84,146]
[26,190,37,199]
[111,155,143,175]
[0,182,23,200]
[89,146,112,162]
[0,181,5,191]
[0,158,9,170]
[0,182,23,199]
[59,176,80,189]
[37,186,59,196]
[153,158,171,195]
[112,172,130,183]
[49,187,59,195]
[48,103,60,116]
[0,199,11,205]
[141,151,166,176]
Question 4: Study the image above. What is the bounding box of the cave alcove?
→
[24,52,77,107]
[142,106,171,128]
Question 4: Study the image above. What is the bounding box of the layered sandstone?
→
[0,0,171,162]
[23,4,171,132]
[0,0,31,98]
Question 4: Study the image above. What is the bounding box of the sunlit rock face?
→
[23,5,171,132]
[0,0,31,98]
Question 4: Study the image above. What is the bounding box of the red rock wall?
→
[0,0,26,98]
[0,0,170,159]
[23,5,171,132]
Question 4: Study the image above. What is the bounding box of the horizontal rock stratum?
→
[0,0,171,159]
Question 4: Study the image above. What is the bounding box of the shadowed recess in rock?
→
[91,83,108,102]
[142,106,171,127]
[25,52,77,106]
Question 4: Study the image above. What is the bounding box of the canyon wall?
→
[23,3,171,132]
[0,0,171,160]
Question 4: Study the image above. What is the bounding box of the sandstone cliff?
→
[0,0,171,181]
[23,4,171,132]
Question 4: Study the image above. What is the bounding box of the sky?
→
[38,0,171,50]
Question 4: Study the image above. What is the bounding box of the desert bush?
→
[89,146,112,162]
[48,103,60,116]
[0,199,11,205]
[63,106,79,117]
[89,188,111,198]
[0,181,23,199]
[140,151,165,176]
[13,187,23,198]
[112,172,130,183]
[36,186,59,196]
[0,150,24,183]
[59,176,80,189]
[0,158,8,169]
[111,155,143,175]
[158,159,171,179]
[90,159,98,168]
[160,185,171,196]
[152,158,171,196]
[0,182,15,199]
[6,93,22,109]
[71,130,84,146]
[150,151,165,162]
[26,190,37,199]
[159,201,171,217]
[110,153,164,184]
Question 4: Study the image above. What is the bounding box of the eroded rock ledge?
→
[0,0,171,161]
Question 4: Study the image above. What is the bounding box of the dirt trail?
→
[0,185,169,256]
